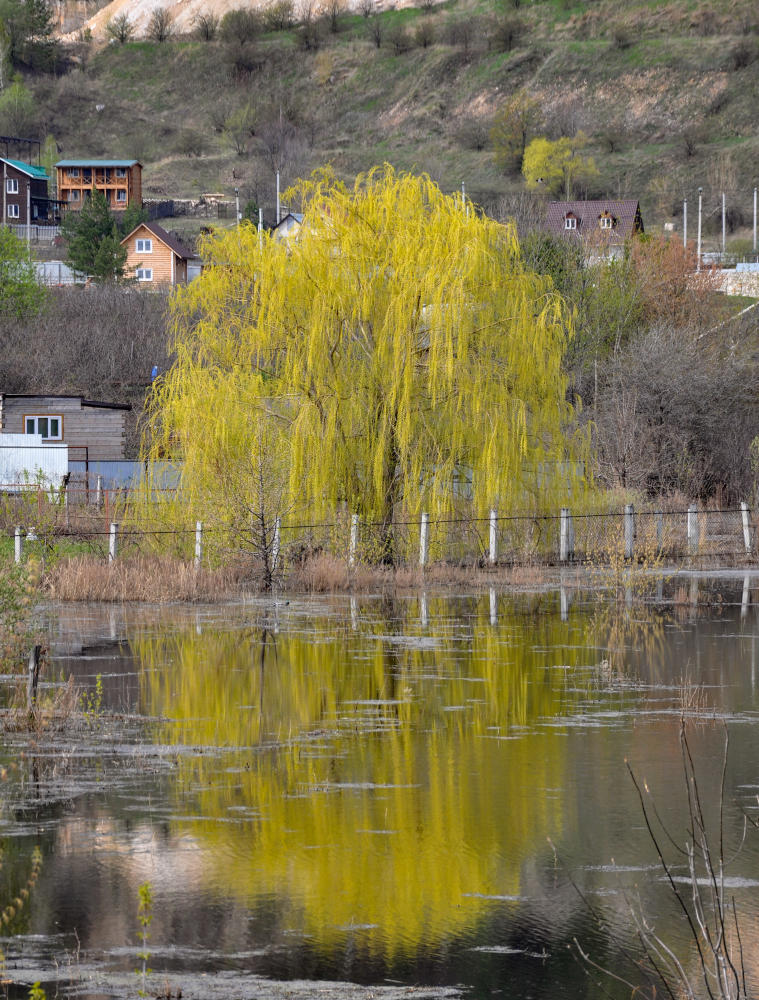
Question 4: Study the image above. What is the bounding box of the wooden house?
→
[0,394,130,462]
[544,199,644,260]
[55,159,142,212]
[1,158,61,225]
[120,221,197,286]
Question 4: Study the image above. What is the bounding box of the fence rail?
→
[2,493,758,570]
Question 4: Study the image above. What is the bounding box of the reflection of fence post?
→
[624,504,635,560]
[419,512,429,568]
[741,502,752,556]
[194,520,203,570]
[14,526,22,564]
[560,508,569,562]
[656,510,664,551]
[489,508,498,565]
[687,504,698,555]
[349,513,359,569]
[108,522,118,563]
[272,516,281,573]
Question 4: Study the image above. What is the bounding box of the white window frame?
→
[565,217,577,230]
[6,178,18,194]
[116,189,127,203]
[69,168,80,178]
[115,167,127,178]
[136,238,153,253]
[24,415,63,441]
[600,216,613,229]
[7,204,19,219]
[136,268,153,282]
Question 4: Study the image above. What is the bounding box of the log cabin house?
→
[121,221,196,286]
[1,158,62,225]
[56,159,142,211]
[0,394,130,462]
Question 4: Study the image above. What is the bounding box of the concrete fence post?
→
[95,474,103,509]
[349,513,359,569]
[741,502,752,556]
[419,512,429,568]
[194,521,203,570]
[687,504,698,555]
[14,526,22,565]
[489,509,498,566]
[108,522,118,563]
[624,504,635,560]
[272,516,281,573]
[560,508,570,563]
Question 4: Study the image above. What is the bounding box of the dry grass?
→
[2,675,80,734]
[45,555,254,603]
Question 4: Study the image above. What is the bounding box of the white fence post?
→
[194,520,203,570]
[624,504,635,560]
[14,527,22,564]
[419,512,429,568]
[687,504,698,555]
[272,516,281,573]
[489,508,498,565]
[95,474,103,508]
[741,502,752,556]
[108,522,118,563]
[560,508,570,562]
[349,513,359,569]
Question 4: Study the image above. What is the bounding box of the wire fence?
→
[1,484,758,570]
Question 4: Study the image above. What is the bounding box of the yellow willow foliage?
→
[143,166,590,539]
[130,599,618,958]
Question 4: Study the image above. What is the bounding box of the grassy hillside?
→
[12,0,759,244]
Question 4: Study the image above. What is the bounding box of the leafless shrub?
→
[611,24,632,49]
[264,0,296,30]
[146,7,174,42]
[367,14,383,47]
[445,17,476,57]
[172,128,208,157]
[729,39,759,70]
[414,19,434,47]
[387,22,413,54]
[297,2,324,49]
[681,124,701,158]
[492,189,545,238]
[220,7,262,44]
[193,11,219,40]
[456,117,490,151]
[490,14,524,52]
[322,0,345,34]
[106,13,135,44]
[222,41,262,78]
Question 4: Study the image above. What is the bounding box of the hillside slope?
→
[20,0,759,247]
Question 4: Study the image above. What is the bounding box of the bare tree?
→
[193,11,219,40]
[106,13,135,44]
[146,7,173,42]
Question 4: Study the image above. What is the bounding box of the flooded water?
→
[3,579,759,999]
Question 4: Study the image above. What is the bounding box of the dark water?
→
[3,579,759,998]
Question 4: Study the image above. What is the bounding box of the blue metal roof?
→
[1,158,48,179]
[55,159,140,168]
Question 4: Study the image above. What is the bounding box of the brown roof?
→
[1,394,131,410]
[121,221,195,260]
[544,199,644,243]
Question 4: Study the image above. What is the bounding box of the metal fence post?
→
[489,508,498,565]
[194,520,203,570]
[14,526,22,565]
[349,513,359,569]
[741,502,752,556]
[624,504,635,560]
[560,508,569,562]
[108,522,118,563]
[419,512,429,568]
[687,504,698,555]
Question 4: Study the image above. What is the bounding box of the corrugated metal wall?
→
[0,435,69,489]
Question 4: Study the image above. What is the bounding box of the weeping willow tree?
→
[144,166,589,561]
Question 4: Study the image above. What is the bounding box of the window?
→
[136,268,153,281]
[136,238,152,253]
[115,168,127,178]
[68,168,80,178]
[116,190,127,203]
[25,415,63,440]
[68,190,80,202]
[564,217,577,230]
[600,216,613,229]
[6,178,18,194]
[7,204,19,219]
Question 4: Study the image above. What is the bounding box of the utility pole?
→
[683,198,687,248]
[722,191,726,256]
[754,186,757,256]
[234,186,240,223]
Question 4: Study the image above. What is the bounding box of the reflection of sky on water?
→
[3,587,759,998]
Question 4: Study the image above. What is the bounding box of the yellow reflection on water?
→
[132,596,606,959]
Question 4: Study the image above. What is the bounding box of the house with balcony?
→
[1,158,63,226]
[55,159,142,212]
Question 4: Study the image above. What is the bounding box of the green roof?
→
[55,159,140,168]
[2,158,48,180]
